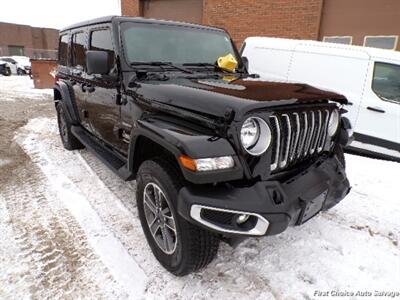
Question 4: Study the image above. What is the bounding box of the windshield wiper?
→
[183,62,248,75]
[183,63,215,67]
[130,62,193,74]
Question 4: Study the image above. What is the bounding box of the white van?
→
[242,37,400,161]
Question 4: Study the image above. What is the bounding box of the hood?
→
[131,76,347,120]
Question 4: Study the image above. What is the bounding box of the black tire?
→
[136,159,219,276]
[56,103,84,150]
[4,67,11,76]
[17,68,25,75]
[335,147,346,168]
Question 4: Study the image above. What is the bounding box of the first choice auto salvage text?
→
[314,290,400,298]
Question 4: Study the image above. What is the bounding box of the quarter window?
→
[90,29,115,72]
[372,62,400,103]
[58,35,69,66]
[364,36,398,50]
[323,36,352,45]
[71,32,87,69]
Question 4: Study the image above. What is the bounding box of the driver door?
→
[85,27,125,151]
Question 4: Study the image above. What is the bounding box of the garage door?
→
[142,0,203,24]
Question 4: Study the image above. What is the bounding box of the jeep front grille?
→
[269,108,334,172]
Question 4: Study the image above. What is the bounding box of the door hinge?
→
[115,127,131,144]
[121,131,131,144]
[115,94,128,106]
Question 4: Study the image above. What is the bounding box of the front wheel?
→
[3,67,11,76]
[17,68,25,75]
[335,146,346,168]
[136,159,220,276]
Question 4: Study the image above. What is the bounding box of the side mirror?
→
[87,50,109,75]
[241,56,249,71]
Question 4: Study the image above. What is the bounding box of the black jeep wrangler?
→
[54,16,352,276]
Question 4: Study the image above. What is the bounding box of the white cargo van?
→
[242,37,400,161]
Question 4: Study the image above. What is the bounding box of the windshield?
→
[1,58,16,63]
[121,22,239,67]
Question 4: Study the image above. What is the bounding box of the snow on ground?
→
[0,77,399,299]
[0,76,52,102]
[7,118,400,299]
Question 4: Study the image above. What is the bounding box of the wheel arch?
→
[127,119,243,184]
[128,133,183,180]
[53,81,80,125]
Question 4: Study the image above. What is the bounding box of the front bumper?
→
[177,154,350,237]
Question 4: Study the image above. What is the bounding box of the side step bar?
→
[71,126,133,180]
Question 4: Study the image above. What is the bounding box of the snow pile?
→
[0,76,52,102]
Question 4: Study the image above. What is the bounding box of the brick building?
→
[121,0,400,51]
[0,22,59,59]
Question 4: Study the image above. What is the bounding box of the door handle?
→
[82,84,95,93]
[367,106,385,113]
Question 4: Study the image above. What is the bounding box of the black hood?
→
[130,76,347,120]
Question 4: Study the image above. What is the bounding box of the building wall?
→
[0,22,59,58]
[141,0,203,24]
[121,0,323,46]
[319,0,400,50]
[203,0,323,46]
[121,0,141,17]
[121,0,400,50]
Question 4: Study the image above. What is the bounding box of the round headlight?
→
[328,110,340,137]
[240,117,272,156]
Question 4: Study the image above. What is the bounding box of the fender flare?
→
[54,81,80,125]
[128,119,243,184]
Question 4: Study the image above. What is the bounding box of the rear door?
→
[85,26,124,150]
[70,30,90,131]
[353,60,400,156]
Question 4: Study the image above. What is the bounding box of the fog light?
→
[236,214,250,224]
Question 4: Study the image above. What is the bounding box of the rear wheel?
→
[136,159,220,276]
[56,103,84,150]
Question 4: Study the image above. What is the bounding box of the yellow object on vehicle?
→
[217,53,238,73]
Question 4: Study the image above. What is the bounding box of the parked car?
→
[242,37,400,161]
[12,56,32,75]
[0,59,12,76]
[55,16,352,276]
[0,56,31,75]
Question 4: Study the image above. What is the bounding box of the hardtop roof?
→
[60,16,225,33]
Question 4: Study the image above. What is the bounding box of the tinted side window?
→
[90,29,115,71]
[58,34,69,66]
[372,62,400,103]
[72,32,87,69]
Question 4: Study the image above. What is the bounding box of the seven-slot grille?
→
[269,108,335,172]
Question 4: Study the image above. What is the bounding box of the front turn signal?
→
[179,156,198,172]
[179,155,235,172]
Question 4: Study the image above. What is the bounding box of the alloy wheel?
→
[143,182,178,254]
